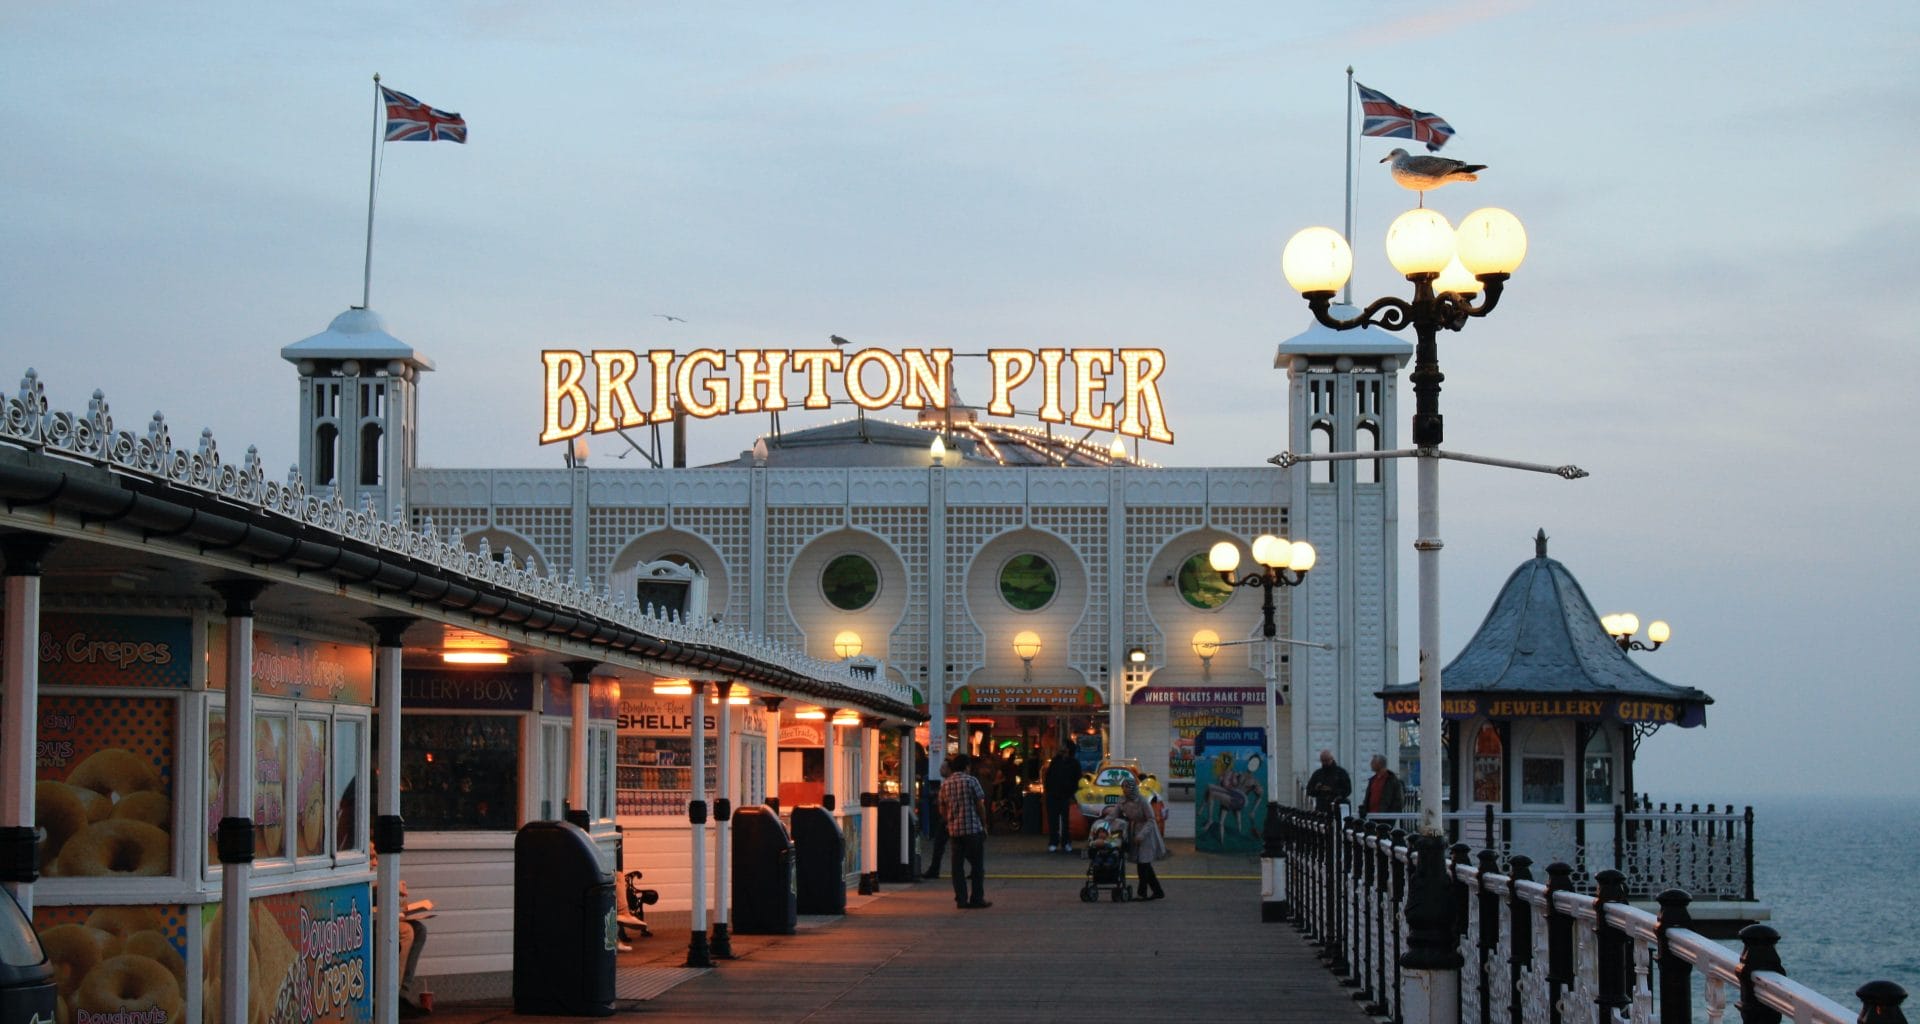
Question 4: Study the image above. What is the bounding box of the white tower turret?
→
[281,308,433,521]
[1277,312,1411,794]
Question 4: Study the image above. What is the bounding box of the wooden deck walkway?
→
[427,834,1377,1022]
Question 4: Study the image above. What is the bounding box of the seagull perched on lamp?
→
[1381,147,1486,206]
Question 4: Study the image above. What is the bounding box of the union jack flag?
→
[381,86,467,143]
[1355,82,1453,152]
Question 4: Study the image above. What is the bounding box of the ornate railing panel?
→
[1273,806,1908,1024]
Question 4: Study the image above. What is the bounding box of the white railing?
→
[1275,806,1908,1024]
[1,369,908,708]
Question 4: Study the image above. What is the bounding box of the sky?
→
[4,2,1916,800]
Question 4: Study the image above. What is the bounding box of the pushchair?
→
[1079,816,1133,902]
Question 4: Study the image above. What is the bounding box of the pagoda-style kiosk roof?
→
[1378,531,1712,730]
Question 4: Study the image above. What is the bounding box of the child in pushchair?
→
[1079,815,1133,902]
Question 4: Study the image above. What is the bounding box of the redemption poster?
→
[1193,727,1267,854]
[1167,704,1242,780]
[202,881,373,1024]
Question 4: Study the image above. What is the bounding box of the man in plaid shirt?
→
[938,753,991,908]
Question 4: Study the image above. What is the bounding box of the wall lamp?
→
[652,677,693,695]
[1013,630,1042,681]
[834,630,864,660]
[1191,629,1221,678]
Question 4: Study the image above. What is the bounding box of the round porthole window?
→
[821,553,879,611]
[998,553,1058,612]
[1177,552,1233,610]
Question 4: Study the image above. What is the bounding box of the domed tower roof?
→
[1380,531,1712,727]
[280,307,434,370]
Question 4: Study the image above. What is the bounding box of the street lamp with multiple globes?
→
[1278,206,1586,981]
[1602,613,1670,652]
[1208,536,1315,802]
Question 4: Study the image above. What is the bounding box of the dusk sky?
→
[4,2,1915,799]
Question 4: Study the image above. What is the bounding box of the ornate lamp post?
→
[1210,535,1317,923]
[1278,206,1585,1000]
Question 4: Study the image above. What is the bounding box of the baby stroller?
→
[1079,817,1133,902]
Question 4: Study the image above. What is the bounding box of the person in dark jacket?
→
[1305,748,1352,814]
[1042,746,1083,853]
[1359,754,1405,818]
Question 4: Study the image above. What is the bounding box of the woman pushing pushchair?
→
[1098,777,1168,901]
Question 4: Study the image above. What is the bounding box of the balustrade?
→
[1271,804,1908,1024]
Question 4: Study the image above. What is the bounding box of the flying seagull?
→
[1380,148,1485,206]
[654,313,686,323]
[829,334,850,347]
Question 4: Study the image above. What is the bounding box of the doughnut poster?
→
[35,694,176,876]
[202,883,374,1024]
[36,903,190,1024]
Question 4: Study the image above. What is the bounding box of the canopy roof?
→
[1379,532,1712,727]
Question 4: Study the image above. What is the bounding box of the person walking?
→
[1359,754,1405,819]
[1043,745,1082,853]
[939,753,991,909]
[1306,749,1352,815]
[1106,777,1168,900]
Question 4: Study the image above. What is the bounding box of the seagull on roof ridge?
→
[1380,147,1486,206]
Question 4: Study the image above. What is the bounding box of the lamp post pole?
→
[1278,208,1585,1020]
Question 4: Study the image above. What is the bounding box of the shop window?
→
[821,553,880,611]
[253,713,288,860]
[1583,729,1615,806]
[334,718,364,853]
[1176,552,1232,610]
[398,715,520,830]
[294,717,329,858]
[998,553,1058,612]
[1470,724,1503,804]
[1521,729,1567,806]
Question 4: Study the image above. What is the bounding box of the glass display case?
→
[397,715,521,830]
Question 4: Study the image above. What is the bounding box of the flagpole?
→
[362,73,382,309]
[1342,66,1355,307]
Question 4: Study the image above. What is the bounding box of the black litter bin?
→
[514,820,616,1016]
[731,805,796,934]
[0,887,55,1024]
[789,805,846,915]
[875,798,918,883]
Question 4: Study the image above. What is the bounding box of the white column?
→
[822,708,838,815]
[896,726,914,873]
[214,581,268,1024]
[861,720,879,887]
[926,460,947,781]
[566,661,593,826]
[761,697,782,808]
[684,682,712,966]
[712,687,733,942]
[367,619,410,1024]
[1,538,52,914]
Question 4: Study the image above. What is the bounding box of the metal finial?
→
[1535,529,1548,558]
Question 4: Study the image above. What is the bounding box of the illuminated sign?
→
[540,347,1174,445]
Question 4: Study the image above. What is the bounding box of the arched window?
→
[1521,727,1567,806]
[1357,420,1381,483]
[1583,729,1615,806]
[314,422,339,486]
[1310,421,1334,484]
[359,423,383,486]
[1470,724,1503,804]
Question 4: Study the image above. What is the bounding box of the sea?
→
[1713,794,1918,1010]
